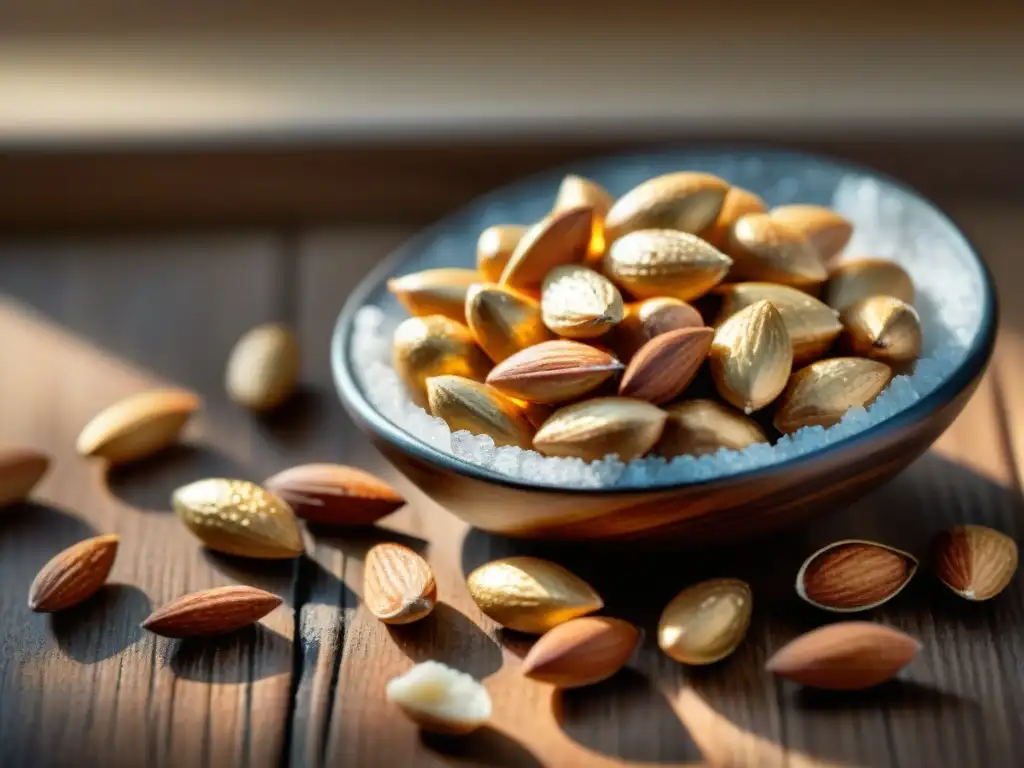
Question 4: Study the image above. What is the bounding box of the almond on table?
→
[264,464,404,526]
[28,534,119,613]
[521,616,639,688]
[142,586,283,638]
[76,389,200,466]
[225,324,300,412]
[796,540,918,612]
[932,524,1018,601]
[364,543,437,625]
[0,447,50,508]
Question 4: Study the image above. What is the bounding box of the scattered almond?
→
[76,389,201,465]
[826,258,915,312]
[142,585,283,638]
[655,399,767,458]
[0,447,50,507]
[364,542,437,625]
[619,327,714,404]
[533,397,667,462]
[726,214,827,289]
[28,534,119,613]
[841,295,923,364]
[605,172,730,242]
[769,205,853,262]
[658,578,752,665]
[604,229,732,301]
[477,225,528,283]
[553,174,613,262]
[521,616,638,688]
[606,297,704,359]
[226,323,300,412]
[541,265,624,339]
[710,300,792,414]
[774,357,892,434]
[932,524,1018,601]
[700,187,768,250]
[426,375,535,449]
[797,540,918,612]
[387,268,480,323]
[392,315,492,407]
[264,464,404,526]
[500,208,593,291]
[465,283,553,363]
[387,661,492,735]
[486,340,624,405]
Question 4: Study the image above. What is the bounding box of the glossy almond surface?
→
[486,340,624,405]
[541,265,624,339]
[604,229,732,301]
[142,586,283,637]
[466,283,553,362]
[655,399,767,458]
[264,464,404,526]
[826,258,915,312]
[392,315,492,407]
[605,171,730,241]
[552,174,613,262]
[700,186,768,249]
[387,268,480,323]
[607,297,704,359]
[521,616,638,688]
[658,578,752,665]
[774,357,892,434]
[426,375,535,449]
[710,300,792,414]
[533,397,667,462]
[619,327,714,404]
[841,295,923,364]
[500,208,593,291]
[28,534,119,613]
[477,225,528,283]
[726,214,827,289]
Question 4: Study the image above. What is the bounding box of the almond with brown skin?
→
[797,540,918,612]
[0,447,50,507]
[604,229,732,302]
[619,327,714,404]
[655,399,767,458]
[700,187,768,250]
[486,340,624,405]
[465,283,553,363]
[770,205,853,262]
[264,464,404,526]
[932,524,1018,601]
[726,214,827,290]
[28,534,119,612]
[533,397,667,463]
[500,208,593,291]
[364,543,437,624]
[841,295,923,364]
[426,375,535,449]
[774,357,892,434]
[710,300,792,414]
[392,315,492,407]
[477,225,528,283]
[77,389,201,465]
[387,268,480,323]
[826,258,915,312]
[521,616,639,688]
[142,586,283,638]
[606,297,704,360]
[605,172,730,241]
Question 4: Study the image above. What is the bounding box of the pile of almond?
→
[389,172,924,462]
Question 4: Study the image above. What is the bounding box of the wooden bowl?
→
[332,149,997,541]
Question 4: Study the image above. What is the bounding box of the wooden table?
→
[1,201,1023,767]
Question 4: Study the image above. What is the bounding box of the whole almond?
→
[387,268,480,323]
[387,661,492,735]
[426,375,535,449]
[466,283,553,362]
[364,542,437,624]
[392,315,492,407]
[76,389,200,465]
[467,556,603,634]
[553,174,613,263]
[700,187,768,250]
[533,397,667,462]
[766,622,921,690]
[797,540,918,612]
[655,399,767,458]
[521,616,639,688]
[841,296,923,364]
[826,258,915,312]
[605,172,730,242]
[0,447,50,507]
[500,208,593,291]
[606,297,704,360]
[769,205,853,262]
[173,478,304,559]
[28,534,119,612]
[774,357,892,434]
[619,327,714,404]
[477,225,528,283]
[486,340,624,404]
[726,214,827,289]
[604,229,732,301]
[932,524,1019,601]
[226,324,300,412]
[541,265,624,339]
[142,585,283,638]
[710,300,793,414]
[658,578,752,665]
[264,464,404,526]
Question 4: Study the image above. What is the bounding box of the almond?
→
[387,661,492,734]
[533,397,667,463]
[0,447,50,507]
[364,542,437,625]
[766,622,921,690]
[225,323,300,412]
[710,300,793,414]
[797,540,918,612]
[774,357,892,434]
[604,229,732,302]
[264,464,404,526]
[467,556,603,634]
[392,315,492,407]
[655,399,767,458]
[500,208,593,291]
[76,389,200,465]
[552,174,613,263]
[486,340,624,405]
[387,268,480,323]
[619,327,714,404]
[606,297,704,360]
[726,214,827,289]
[426,375,535,449]
[841,295,923,364]
[173,478,304,559]
[28,534,119,612]
[700,187,768,250]
[826,258,915,312]
[932,524,1018,601]
[477,225,528,283]
[769,205,853,262]
[605,172,730,241]
[658,578,752,665]
[466,283,553,362]
[541,265,624,339]
[521,616,638,688]
[142,585,283,638]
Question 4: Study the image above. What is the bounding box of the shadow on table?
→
[253,386,329,449]
[387,602,503,680]
[52,584,151,664]
[165,624,292,683]
[0,502,98,600]
[421,727,544,767]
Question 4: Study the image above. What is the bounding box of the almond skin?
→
[500,208,593,291]
[606,297,704,360]
[797,540,918,612]
[552,174,613,263]
[76,389,201,465]
[710,300,793,414]
[142,585,283,638]
[774,357,892,434]
[841,295,923,364]
[264,464,404,526]
[392,315,492,407]
[486,340,624,405]
[477,225,528,283]
[932,524,1019,601]
[387,268,480,323]
[766,622,921,690]
[658,578,752,665]
[364,542,437,625]
[770,205,853,262]
[533,397,667,463]
[521,616,638,688]
[826,258,915,312]
[655,399,767,458]
[541,265,624,339]
[28,534,119,612]
[225,324,300,412]
[605,172,730,241]
[465,283,553,363]
[604,229,732,302]
[726,214,827,289]
[700,187,768,250]
[0,447,50,507]
[619,327,714,404]
[426,375,535,449]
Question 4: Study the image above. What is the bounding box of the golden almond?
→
[426,375,535,449]
[726,214,827,289]
[826,257,915,312]
[466,556,603,634]
[716,282,843,365]
[264,463,404,526]
[766,622,920,690]
[710,300,792,414]
[700,186,768,250]
[521,616,639,688]
[604,229,732,301]
[533,397,667,462]
[142,586,283,638]
[364,542,437,625]
[387,268,480,323]
[932,524,1018,601]
[619,327,714,404]
[477,224,528,283]
[173,478,304,559]
[770,204,853,262]
[541,265,624,339]
[553,174,613,263]
[655,399,767,458]
[226,323,300,412]
[486,340,624,404]
[774,357,892,434]
[0,447,50,507]
[387,661,492,735]
[841,295,923,364]
[605,171,730,241]
[658,578,752,665]
[28,534,119,613]
[797,540,917,613]
[606,297,704,360]
[465,283,553,362]
[392,315,492,407]
[76,389,201,465]
[500,207,593,291]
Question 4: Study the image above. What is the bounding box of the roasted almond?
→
[710,300,792,414]
[264,464,404,526]
[605,172,730,241]
[521,616,638,688]
[477,225,528,283]
[619,327,714,404]
[655,399,767,458]
[797,540,918,612]
[28,534,119,613]
[467,556,603,634]
[553,174,613,263]
[465,283,553,362]
[841,295,923,364]
[0,447,50,507]
[606,297,704,360]
[769,205,853,262]
[541,265,624,339]
[932,524,1018,601]
[142,585,283,638]
[826,258,915,312]
[426,375,535,449]
[173,478,304,559]
[766,622,920,690]
[658,578,752,665]
[387,268,480,323]
[500,208,593,291]
[387,661,492,735]
[700,187,768,250]
[76,389,200,465]
[392,315,492,407]
[604,229,732,301]
[364,542,437,625]
[486,340,624,405]
[726,214,827,289]
[226,323,300,412]
[774,357,892,434]
[533,397,667,462]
